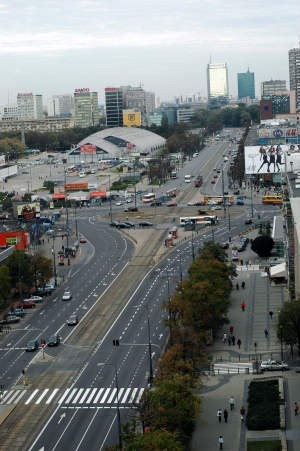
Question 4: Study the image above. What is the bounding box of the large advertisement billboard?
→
[80,144,96,154]
[16,203,40,220]
[245,145,288,175]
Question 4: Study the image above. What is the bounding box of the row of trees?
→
[122,243,234,450]
[0,250,53,313]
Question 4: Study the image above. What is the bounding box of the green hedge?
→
[247,380,280,430]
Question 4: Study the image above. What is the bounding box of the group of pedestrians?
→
[222,325,242,349]
[217,398,246,449]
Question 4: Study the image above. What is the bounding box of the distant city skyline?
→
[0,0,299,105]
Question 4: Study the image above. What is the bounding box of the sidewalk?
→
[191,268,299,451]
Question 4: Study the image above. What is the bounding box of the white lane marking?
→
[107,388,117,404]
[72,388,84,404]
[120,388,131,404]
[64,388,78,404]
[78,388,91,404]
[14,390,27,404]
[99,388,110,404]
[25,389,39,405]
[86,388,97,404]
[35,389,50,405]
[46,388,59,404]
[92,388,104,404]
[57,388,71,405]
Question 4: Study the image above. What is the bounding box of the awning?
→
[90,191,107,198]
[52,193,65,199]
[270,262,287,278]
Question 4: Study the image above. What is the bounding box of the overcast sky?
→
[0,0,299,105]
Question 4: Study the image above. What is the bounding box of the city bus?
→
[262,194,283,205]
[142,193,156,204]
[179,215,218,226]
[203,195,234,206]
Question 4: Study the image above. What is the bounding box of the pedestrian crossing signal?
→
[113,339,119,346]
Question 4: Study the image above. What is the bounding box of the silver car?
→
[260,360,289,371]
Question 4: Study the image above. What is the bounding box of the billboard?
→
[65,182,89,191]
[123,111,141,127]
[0,154,5,166]
[245,145,288,175]
[17,203,40,220]
[80,144,96,154]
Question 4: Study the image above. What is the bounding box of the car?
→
[80,236,87,243]
[26,340,39,352]
[213,174,218,178]
[245,219,253,225]
[188,201,203,206]
[126,198,133,203]
[67,314,79,326]
[234,190,240,195]
[237,244,246,252]
[150,201,162,207]
[217,169,221,174]
[3,314,20,324]
[123,221,135,228]
[220,242,229,249]
[11,307,25,318]
[138,221,153,227]
[124,207,139,212]
[166,202,177,207]
[62,291,72,301]
[25,296,43,303]
[117,222,131,228]
[19,300,36,309]
[211,206,222,210]
[110,221,120,227]
[213,168,217,171]
[47,334,61,347]
[211,180,216,184]
[260,360,289,371]
[115,201,123,206]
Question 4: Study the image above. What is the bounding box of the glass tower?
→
[289,47,300,109]
[207,63,229,104]
[237,69,255,99]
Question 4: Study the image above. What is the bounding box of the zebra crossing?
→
[0,386,144,408]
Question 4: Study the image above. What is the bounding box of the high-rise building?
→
[237,69,255,99]
[207,62,229,105]
[74,88,99,128]
[289,46,300,109]
[261,80,287,97]
[105,87,123,127]
[48,94,74,117]
[17,93,44,120]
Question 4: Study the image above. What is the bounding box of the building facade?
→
[0,117,75,133]
[48,94,74,117]
[261,80,287,97]
[207,62,229,104]
[237,69,255,99]
[0,105,19,121]
[289,47,300,110]
[105,87,123,127]
[17,93,44,120]
[74,89,99,128]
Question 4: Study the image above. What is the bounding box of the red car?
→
[80,236,87,243]
[211,180,216,184]
[214,174,218,178]
[17,300,36,309]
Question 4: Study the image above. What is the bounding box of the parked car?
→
[47,335,61,347]
[19,300,36,309]
[66,314,78,326]
[260,360,289,371]
[220,242,229,249]
[115,201,123,206]
[25,296,43,303]
[80,236,87,243]
[138,221,153,227]
[124,207,139,212]
[150,201,162,207]
[187,201,203,206]
[117,222,131,229]
[110,221,120,227]
[123,221,135,228]
[166,201,178,207]
[3,314,20,324]
[245,219,253,225]
[26,340,39,352]
[62,291,72,301]
[11,307,25,318]
[211,180,215,184]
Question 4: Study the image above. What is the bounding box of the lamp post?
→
[147,315,154,384]
[98,363,122,449]
[221,167,226,217]
[227,203,231,243]
[191,231,195,261]
[108,175,112,222]
[250,176,254,218]
[64,170,70,266]
[279,325,284,361]
[73,203,79,241]
[210,219,215,242]
[52,234,57,287]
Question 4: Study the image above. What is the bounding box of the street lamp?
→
[108,174,112,222]
[191,231,195,261]
[52,234,57,287]
[227,203,231,243]
[279,325,284,361]
[64,170,70,266]
[98,363,122,449]
[250,176,254,218]
[221,167,226,217]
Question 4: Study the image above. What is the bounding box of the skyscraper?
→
[289,46,300,109]
[17,93,43,120]
[105,87,123,127]
[74,89,99,128]
[207,62,229,105]
[237,69,255,99]
[261,80,287,97]
[48,94,74,117]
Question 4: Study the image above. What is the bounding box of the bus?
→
[203,195,234,206]
[142,193,156,204]
[262,194,283,205]
[185,175,191,183]
[179,215,218,226]
[166,188,177,199]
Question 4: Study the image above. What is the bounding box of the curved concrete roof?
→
[76,127,166,158]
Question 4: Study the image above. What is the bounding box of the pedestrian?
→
[228,336,232,346]
[217,409,222,423]
[229,325,234,334]
[240,406,246,422]
[223,408,228,423]
[222,333,227,343]
[218,435,224,450]
[241,281,245,289]
[294,402,299,416]
[241,301,246,311]
[231,335,236,346]
[264,328,269,338]
[236,283,239,290]
[237,338,242,349]
[269,310,273,320]
[229,396,235,410]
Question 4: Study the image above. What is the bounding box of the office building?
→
[261,80,287,97]
[207,62,229,105]
[48,94,74,117]
[237,69,255,99]
[0,105,19,121]
[289,47,300,109]
[17,93,43,120]
[105,87,123,127]
[0,117,74,133]
[74,88,100,128]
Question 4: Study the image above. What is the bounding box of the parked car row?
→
[237,236,249,252]
[110,220,153,228]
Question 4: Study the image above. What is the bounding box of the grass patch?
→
[247,380,280,430]
[247,440,281,451]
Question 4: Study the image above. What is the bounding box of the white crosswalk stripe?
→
[0,387,145,406]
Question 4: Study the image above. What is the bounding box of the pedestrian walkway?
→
[191,269,298,451]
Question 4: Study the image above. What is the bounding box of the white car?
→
[115,201,123,206]
[62,291,72,301]
[260,360,289,371]
[25,296,43,303]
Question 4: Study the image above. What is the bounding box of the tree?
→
[0,265,12,310]
[7,250,34,297]
[251,236,274,257]
[30,254,53,291]
[278,300,300,355]
[43,180,55,194]
[125,429,183,451]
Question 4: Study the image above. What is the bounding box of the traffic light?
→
[113,339,119,346]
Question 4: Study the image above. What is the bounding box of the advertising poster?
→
[17,203,40,220]
[80,144,96,154]
[244,145,288,175]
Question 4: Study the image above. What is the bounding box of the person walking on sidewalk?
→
[241,281,245,289]
[223,333,227,343]
[269,310,274,320]
[223,409,228,423]
[241,301,246,311]
[231,335,236,346]
[264,328,269,338]
[229,396,235,411]
[217,409,222,423]
[237,338,242,349]
[218,435,224,450]
[240,406,246,422]
[229,325,234,334]
[294,402,299,416]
